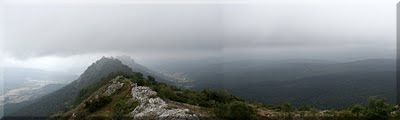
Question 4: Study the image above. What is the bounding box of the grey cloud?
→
[221,1,396,60]
[3,0,397,62]
[4,4,223,59]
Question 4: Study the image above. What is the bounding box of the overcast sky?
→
[0,0,398,73]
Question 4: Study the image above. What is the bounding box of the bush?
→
[336,110,354,119]
[85,96,112,112]
[112,100,139,120]
[147,76,156,84]
[201,89,241,105]
[363,97,394,120]
[351,104,364,117]
[134,72,144,80]
[157,85,177,100]
[137,79,148,86]
[214,101,256,120]
[282,103,293,118]
[298,105,311,111]
[309,108,319,117]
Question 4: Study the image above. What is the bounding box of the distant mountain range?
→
[150,58,396,108]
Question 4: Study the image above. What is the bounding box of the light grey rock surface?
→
[130,84,198,120]
[103,80,124,96]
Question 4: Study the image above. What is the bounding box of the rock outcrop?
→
[130,83,198,120]
[103,80,124,96]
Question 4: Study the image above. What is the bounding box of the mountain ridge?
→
[7,57,133,117]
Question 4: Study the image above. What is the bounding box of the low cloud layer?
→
[222,1,396,59]
[2,0,397,71]
[4,4,223,59]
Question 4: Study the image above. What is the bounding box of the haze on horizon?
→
[0,0,397,74]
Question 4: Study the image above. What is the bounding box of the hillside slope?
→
[223,59,396,108]
[51,76,201,120]
[7,57,133,117]
[154,58,396,108]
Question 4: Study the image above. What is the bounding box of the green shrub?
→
[309,108,319,117]
[298,105,311,111]
[112,100,139,120]
[363,97,394,120]
[85,96,112,112]
[147,76,156,84]
[134,72,144,80]
[137,79,147,86]
[202,89,240,104]
[336,110,354,119]
[214,101,256,120]
[157,85,177,100]
[75,88,90,105]
[282,103,293,118]
[351,104,364,117]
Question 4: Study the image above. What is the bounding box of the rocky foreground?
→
[130,83,198,120]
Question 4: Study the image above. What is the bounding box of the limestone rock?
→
[103,80,124,96]
[130,84,198,120]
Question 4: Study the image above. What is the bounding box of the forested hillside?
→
[152,59,396,108]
